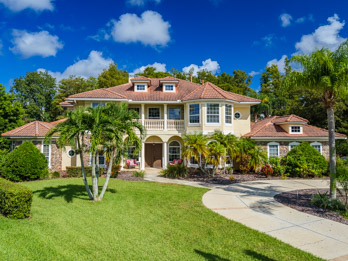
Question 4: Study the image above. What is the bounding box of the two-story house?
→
[2,76,346,172]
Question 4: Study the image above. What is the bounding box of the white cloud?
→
[295,14,346,54]
[249,71,261,77]
[110,11,171,47]
[38,51,114,82]
[295,17,306,24]
[267,55,287,74]
[133,62,166,74]
[279,13,292,27]
[182,58,220,76]
[10,30,63,58]
[127,0,161,6]
[0,0,53,12]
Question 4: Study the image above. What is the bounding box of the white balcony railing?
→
[144,119,184,131]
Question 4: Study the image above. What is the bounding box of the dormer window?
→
[290,125,302,134]
[164,84,175,92]
[135,84,147,92]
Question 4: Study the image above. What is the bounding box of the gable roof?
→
[244,116,346,139]
[2,118,67,138]
[66,77,260,103]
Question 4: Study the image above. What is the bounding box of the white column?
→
[163,141,167,169]
[141,141,145,170]
[164,104,167,131]
[120,155,124,170]
[141,104,145,126]
[184,103,187,129]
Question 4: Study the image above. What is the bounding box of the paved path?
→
[144,170,348,260]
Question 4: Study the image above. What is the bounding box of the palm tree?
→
[182,133,209,169]
[98,103,144,200]
[46,106,93,199]
[206,142,226,176]
[211,131,238,167]
[290,42,348,198]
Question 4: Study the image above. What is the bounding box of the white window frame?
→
[289,142,300,151]
[206,103,221,126]
[267,142,280,158]
[310,142,322,154]
[168,107,181,120]
[148,107,161,119]
[89,152,106,167]
[92,102,106,108]
[225,104,233,125]
[234,111,242,120]
[163,84,175,92]
[41,141,51,169]
[127,146,139,162]
[168,141,181,163]
[290,125,302,134]
[135,84,147,92]
[188,154,201,168]
[189,104,200,125]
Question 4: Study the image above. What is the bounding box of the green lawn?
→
[0,178,322,261]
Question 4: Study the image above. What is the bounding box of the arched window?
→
[289,142,300,151]
[310,142,322,154]
[267,142,279,158]
[168,141,181,162]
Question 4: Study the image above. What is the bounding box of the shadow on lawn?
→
[33,184,116,203]
[194,249,230,261]
[243,250,276,261]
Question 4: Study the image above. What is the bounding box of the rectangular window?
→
[290,126,301,133]
[148,108,160,119]
[127,146,139,161]
[268,145,279,157]
[164,84,174,92]
[168,147,180,162]
[92,102,106,108]
[311,144,322,154]
[207,103,220,124]
[136,84,146,91]
[42,142,51,168]
[98,154,105,166]
[189,104,200,124]
[128,107,140,116]
[225,104,232,124]
[169,108,181,120]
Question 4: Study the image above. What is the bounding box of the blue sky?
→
[0,0,347,91]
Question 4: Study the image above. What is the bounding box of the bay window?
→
[206,103,220,124]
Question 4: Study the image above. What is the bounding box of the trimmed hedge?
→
[0,178,33,219]
[66,167,104,178]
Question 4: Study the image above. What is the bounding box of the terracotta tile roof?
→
[273,114,309,124]
[2,121,55,137]
[50,118,68,126]
[244,116,346,138]
[59,101,74,107]
[66,78,260,103]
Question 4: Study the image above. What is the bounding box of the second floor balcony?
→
[144,119,185,131]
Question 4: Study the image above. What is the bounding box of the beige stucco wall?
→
[232,105,251,137]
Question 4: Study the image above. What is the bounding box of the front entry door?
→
[145,143,162,168]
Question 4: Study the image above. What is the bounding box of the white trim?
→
[128,100,181,104]
[131,80,151,83]
[225,104,233,125]
[267,142,280,158]
[66,98,127,102]
[289,125,303,134]
[234,111,242,120]
[205,103,221,126]
[6,136,59,139]
[159,80,179,83]
[148,107,161,119]
[289,142,300,151]
[168,140,181,163]
[41,141,51,169]
[188,103,200,125]
[310,142,323,155]
[249,136,346,141]
[67,149,76,158]
[163,84,176,92]
[182,99,260,105]
[135,84,147,92]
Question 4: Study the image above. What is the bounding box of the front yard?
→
[0,178,322,261]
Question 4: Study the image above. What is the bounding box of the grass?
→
[0,178,322,261]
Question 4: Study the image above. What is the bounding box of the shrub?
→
[311,191,345,211]
[112,164,121,178]
[337,159,348,209]
[0,141,48,182]
[161,164,188,179]
[0,178,33,219]
[66,167,104,178]
[261,164,273,177]
[133,170,145,178]
[282,143,328,177]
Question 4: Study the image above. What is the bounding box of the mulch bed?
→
[114,171,144,181]
[274,189,348,225]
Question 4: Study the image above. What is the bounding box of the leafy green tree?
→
[51,76,97,119]
[136,67,172,78]
[0,85,24,149]
[289,42,348,199]
[182,133,209,168]
[11,71,56,122]
[97,63,128,89]
[260,64,282,95]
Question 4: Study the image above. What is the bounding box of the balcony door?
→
[145,143,162,168]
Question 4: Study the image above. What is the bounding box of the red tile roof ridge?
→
[273,114,309,123]
[306,124,346,137]
[243,116,277,137]
[50,118,68,126]
[182,83,204,100]
[102,87,127,98]
[205,82,229,99]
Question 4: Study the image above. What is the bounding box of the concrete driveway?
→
[202,179,348,261]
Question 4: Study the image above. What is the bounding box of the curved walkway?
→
[144,169,348,260]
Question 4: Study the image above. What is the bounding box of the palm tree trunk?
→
[99,150,115,200]
[91,151,98,201]
[77,137,93,200]
[327,106,337,199]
